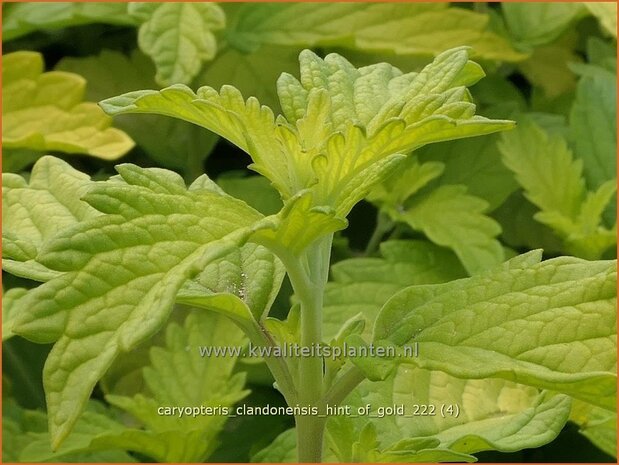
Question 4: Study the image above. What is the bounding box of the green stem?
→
[283,235,333,462]
[387,223,405,241]
[295,413,327,463]
[365,211,393,256]
[250,322,298,406]
[324,365,365,407]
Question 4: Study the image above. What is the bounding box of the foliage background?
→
[2,2,617,463]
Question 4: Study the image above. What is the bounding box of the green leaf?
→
[395,184,504,275]
[57,50,219,175]
[585,37,616,73]
[2,148,45,173]
[18,403,133,463]
[100,48,513,259]
[323,240,465,340]
[253,428,298,463]
[217,173,282,216]
[99,83,294,194]
[368,156,446,212]
[499,118,616,259]
[501,119,584,218]
[417,134,519,211]
[470,75,527,111]
[325,418,476,462]
[2,51,134,160]
[279,47,513,216]
[2,399,134,463]
[2,288,28,340]
[10,162,262,449]
[129,2,225,86]
[177,240,284,324]
[2,2,136,41]
[198,44,301,112]
[2,156,100,282]
[251,190,348,258]
[493,191,564,255]
[321,240,466,386]
[225,3,524,61]
[519,37,582,99]
[57,50,157,101]
[570,71,617,191]
[2,399,47,462]
[102,47,513,222]
[502,3,586,47]
[99,311,248,462]
[341,365,571,458]
[584,2,617,38]
[2,417,29,462]
[571,400,617,457]
[373,254,617,409]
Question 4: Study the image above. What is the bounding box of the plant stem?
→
[284,235,333,462]
[365,211,393,256]
[324,365,366,407]
[251,322,298,406]
[295,412,327,463]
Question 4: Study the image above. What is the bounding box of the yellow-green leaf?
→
[2,51,134,159]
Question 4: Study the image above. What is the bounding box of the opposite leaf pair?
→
[4,47,616,463]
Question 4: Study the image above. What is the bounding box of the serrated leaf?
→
[570,72,617,191]
[501,118,584,218]
[57,50,219,175]
[2,399,134,463]
[368,156,445,208]
[100,311,248,462]
[10,162,262,449]
[2,156,100,282]
[417,133,519,211]
[502,3,586,47]
[278,47,513,216]
[373,255,617,409]
[2,51,134,159]
[499,118,616,259]
[225,3,523,61]
[2,2,136,41]
[17,402,133,463]
[323,240,465,340]
[396,185,504,275]
[99,83,295,195]
[251,190,348,258]
[325,417,476,463]
[339,365,571,459]
[102,47,513,224]
[129,2,225,86]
